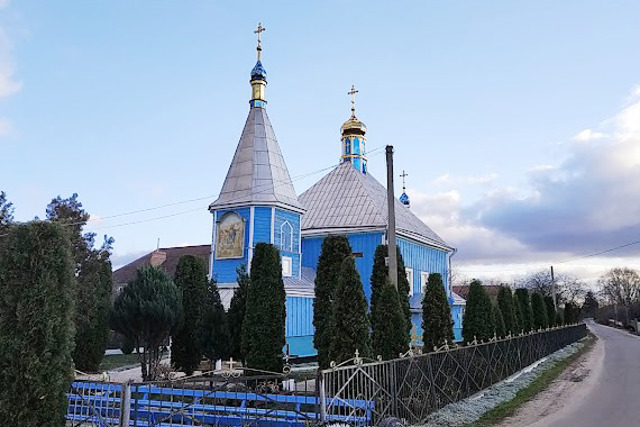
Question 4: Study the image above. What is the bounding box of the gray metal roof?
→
[299,161,451,249]
[209,106,305,212]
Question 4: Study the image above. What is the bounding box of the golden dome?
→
[341,114,367,136]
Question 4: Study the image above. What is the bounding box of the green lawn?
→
[100,353,140,371]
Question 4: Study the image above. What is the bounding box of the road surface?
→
[534,320,640,427]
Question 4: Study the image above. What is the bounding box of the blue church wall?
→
[301,232,385,302]
[285,296,315,357]
[397,237,449,296]
[274,209,301,278]
[211,207,251,283]
[253,206,272,244]
[451,304,464,342]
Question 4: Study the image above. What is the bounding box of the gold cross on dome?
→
[254,22,266,59]
[348,84,359,116]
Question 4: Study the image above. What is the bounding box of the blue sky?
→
[2,1,640,283]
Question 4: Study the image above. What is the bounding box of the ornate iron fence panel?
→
[320,324,587,425]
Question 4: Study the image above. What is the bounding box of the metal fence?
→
[318,323,587,425]
[67,324,586,426]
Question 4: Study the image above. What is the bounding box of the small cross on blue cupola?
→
[340,85,368,174]
[208,23,305,284]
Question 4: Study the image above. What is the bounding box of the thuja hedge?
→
[0,222,76,426]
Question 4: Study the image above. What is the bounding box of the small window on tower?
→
[282,256,293,277]
[281,221,293,252]
[345,138,351,154]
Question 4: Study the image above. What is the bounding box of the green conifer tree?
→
[493,304,506,338]
[199,280,230,368]
[497,286,516,335]
[228,265,250,361]
[513,297,524,334]
[370,245,411,356]
[329,257,372,364]
[421,273,454,349]
[171,255,208,375]
[372,278,407,359]
[544,296,557,327]
[0,222,75,426]
[110,266,182,381]
[242,243,286,372]
[462,279,495,343]
[514,288,534,332]
[564,302,579,324]
[313,236,352,369]
[531,292,549,330]
[556,309,565,326]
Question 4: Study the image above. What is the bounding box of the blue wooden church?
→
[208,29,465,358]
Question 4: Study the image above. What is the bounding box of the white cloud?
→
[573,129,607,142]
[431,172,499,186]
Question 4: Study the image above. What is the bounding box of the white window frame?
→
[280,221,293,253]
[282,256,293,277]
[421,272,430,294]
[405,268,414,296]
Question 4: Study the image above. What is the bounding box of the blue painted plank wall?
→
[397,237,449,296]
[285,296,315,357]
[301,233,384,302]
[211,207,251,283]
[253,207,272,244]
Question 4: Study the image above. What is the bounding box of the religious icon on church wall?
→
[216,212,245,259]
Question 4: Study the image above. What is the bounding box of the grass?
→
[100,353,140,371]
[470,333,597,426]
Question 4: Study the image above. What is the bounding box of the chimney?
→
[150,250,167,267]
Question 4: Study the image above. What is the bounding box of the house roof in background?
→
[112,244,211,285]
[452,285,503,304]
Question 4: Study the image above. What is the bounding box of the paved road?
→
[542,321,640,427]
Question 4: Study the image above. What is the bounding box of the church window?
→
[353,138,360,154]
[405,268,414,296]
[282,256,293,277]
[280,221,293,252]
[345,138,351,154]
[421,272,429,294]
[362,162,367,174]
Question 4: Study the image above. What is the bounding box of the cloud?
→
[410,84,640,268]
[432,172,499,186]
[573,129,607,142]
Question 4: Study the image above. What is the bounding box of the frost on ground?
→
[416,341,585,427]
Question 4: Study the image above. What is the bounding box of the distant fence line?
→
[66,323,587,426]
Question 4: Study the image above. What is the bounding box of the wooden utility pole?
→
[386,145,398,290]
[550,265,557,309]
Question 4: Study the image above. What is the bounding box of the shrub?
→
[242,243,286,372]
[422,273,454,349]
[228,265,250,361]
[199,280,230,368]
[531,292,549,330]
[171,255,208,375]
[514,288,534,332]
[329,257,372,364]
[313,236,352,369]
[493,304,506,338]
[371,245,411,350]
[564,302,579,324]
[121,335,135,355]
[544,296,557,327]
[462,279,495,343]
[0,222,76,426]
[110,266,182,381]
[372,277,407,359]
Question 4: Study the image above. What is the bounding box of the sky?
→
[2,1,640,285]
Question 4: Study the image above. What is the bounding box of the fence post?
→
[318,372,327,424]
[120,381,131,427]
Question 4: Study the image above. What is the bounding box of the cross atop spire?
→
[254,22,266,60]
[348,84,359,117]
[400,170,408,190]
